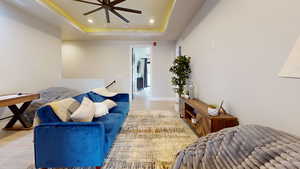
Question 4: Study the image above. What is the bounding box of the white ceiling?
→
[5,0,205,41]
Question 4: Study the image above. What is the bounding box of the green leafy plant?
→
[169,55,191,97]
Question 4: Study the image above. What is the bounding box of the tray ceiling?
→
[39,0,176,33]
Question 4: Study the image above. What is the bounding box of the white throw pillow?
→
[92,88,117,97]
[94,102,109,118]
[102,99,117,109]
[71,97,96,122]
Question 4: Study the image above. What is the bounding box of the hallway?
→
[132,87,175,111]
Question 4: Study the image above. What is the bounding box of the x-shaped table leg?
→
[4,101,32,128]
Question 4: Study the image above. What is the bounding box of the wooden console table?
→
[0,93,40,129]
[180,98,239,137]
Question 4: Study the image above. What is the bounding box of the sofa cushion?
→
[94,113,124,134]
[88,92,129,102]
[88,92,106,102]
[110,102,129,115]
[37,105,62,123]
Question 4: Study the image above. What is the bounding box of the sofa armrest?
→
[34,122,105,168]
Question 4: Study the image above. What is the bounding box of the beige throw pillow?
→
[48,98,80,122]
[71,97,96,122]
[94,102,109,118]
[102,99,117,109]
[92,88,117,97]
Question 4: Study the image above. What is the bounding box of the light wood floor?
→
[0,120,33,147]
[0,90,176,146]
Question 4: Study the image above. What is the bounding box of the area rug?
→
[28,110,198,169]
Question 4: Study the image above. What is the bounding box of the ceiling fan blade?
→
[110,0,125,6]
[84,7,104,15]
[103,0,110,4]
[105,9,110,23]
[73,0,101,6]
[110,9,129,23]
[113,7,142,14]
[103,0,110,23]
[97,0,103,4]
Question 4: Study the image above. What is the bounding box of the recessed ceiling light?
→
[87,19,94,23]
[149,19,155,24]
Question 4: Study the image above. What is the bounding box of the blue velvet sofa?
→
[34,92,130,169]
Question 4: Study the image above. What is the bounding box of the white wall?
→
[0,1,62,117]
[134,47,151,59]
[151,42,176,100]
[56,79,104,93]
[62,40,176,99]
[0,1,61,93]
[178,0,300,136]
[62,41,131,93]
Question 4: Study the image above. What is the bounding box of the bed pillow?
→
[71,97,96,122]
[47,98,80,122]
[102,99,117,110]
[92,88,117,97]
[94,102,109,118]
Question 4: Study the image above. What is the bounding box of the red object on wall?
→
[153,42,157,46]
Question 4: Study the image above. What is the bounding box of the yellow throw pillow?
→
[71,97,96,122]
[48,98,80,122]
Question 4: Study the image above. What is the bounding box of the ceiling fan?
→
[73,0,142,23]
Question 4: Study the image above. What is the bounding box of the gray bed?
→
[23,87,80,125]
[173,125,300,169]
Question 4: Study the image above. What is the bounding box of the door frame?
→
[129,44,153,100]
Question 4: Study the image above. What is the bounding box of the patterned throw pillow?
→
[48,98,80,122]
[71,97,96,122]
[92,88,117,97]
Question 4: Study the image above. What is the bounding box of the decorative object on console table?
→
[180,97,239,137]
[0,93,40,129]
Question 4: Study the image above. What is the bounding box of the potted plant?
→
[169,55,192,97]
[169,55,191,113]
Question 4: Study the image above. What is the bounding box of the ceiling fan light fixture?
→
[87,19,94,23]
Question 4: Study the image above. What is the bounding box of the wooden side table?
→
[180,97,239,137]
[0,93,40,129]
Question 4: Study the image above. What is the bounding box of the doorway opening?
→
[131,46,152,100]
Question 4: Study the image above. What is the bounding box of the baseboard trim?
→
[150,97,177,101]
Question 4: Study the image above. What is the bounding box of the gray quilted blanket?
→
[23,87,80,125]
[173,125,300,169]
